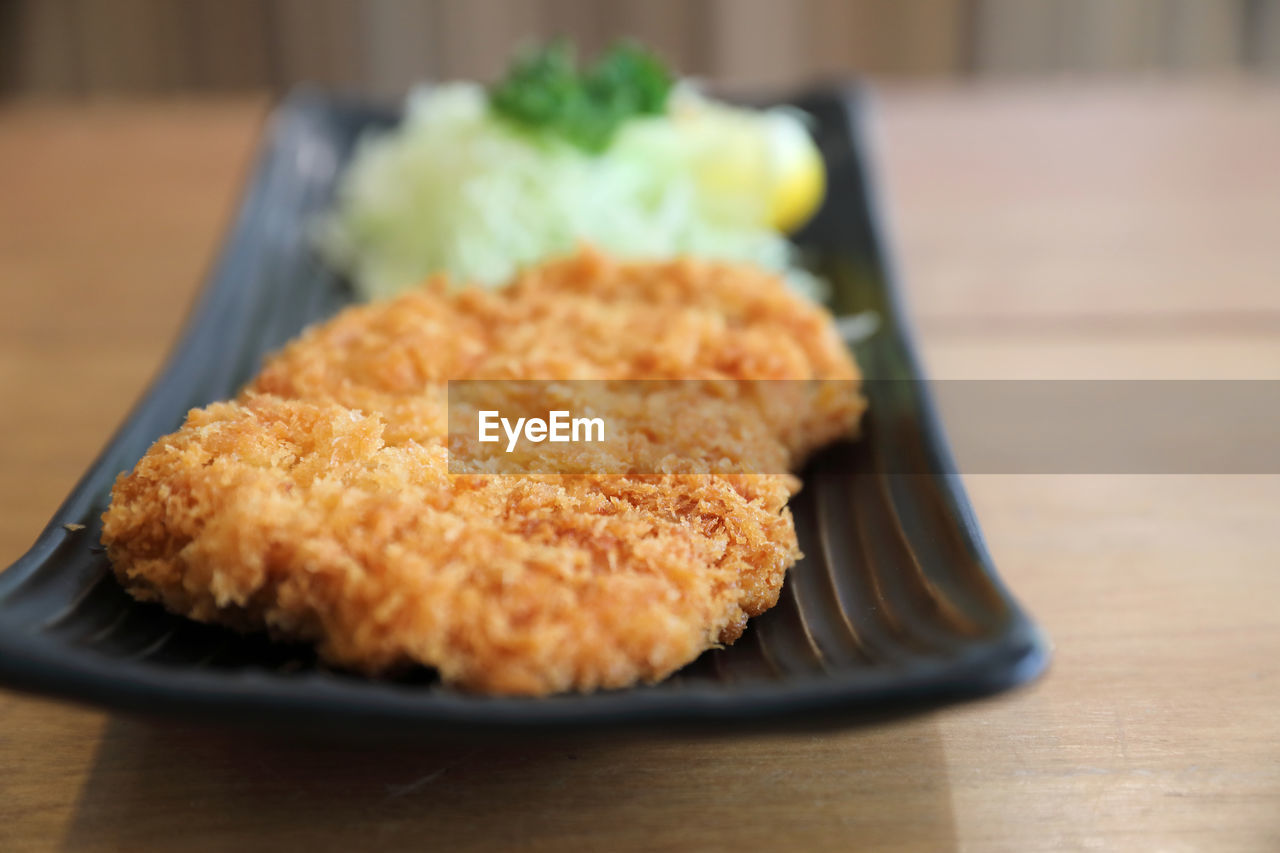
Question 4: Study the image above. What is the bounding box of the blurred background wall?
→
[3,0,1279,98]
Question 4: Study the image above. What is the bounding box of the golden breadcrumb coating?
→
[103,250,862,695]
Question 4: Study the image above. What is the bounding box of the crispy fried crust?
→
[102,251,862,695]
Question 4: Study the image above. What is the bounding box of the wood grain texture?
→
[1,86,1278,851]
[3,0,1280,97]
[0,99,268,564]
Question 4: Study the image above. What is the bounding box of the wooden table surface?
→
[2,84,1278,852]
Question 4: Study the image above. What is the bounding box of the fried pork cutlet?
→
[102,251,863,695]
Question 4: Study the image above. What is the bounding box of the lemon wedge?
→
[763,112,826,232]
[661,93,826,233]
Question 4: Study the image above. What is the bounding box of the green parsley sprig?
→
[489,40,674,153]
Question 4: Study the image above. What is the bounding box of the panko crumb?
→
[102,250,863,695]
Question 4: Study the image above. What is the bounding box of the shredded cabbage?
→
[318,83,823,301]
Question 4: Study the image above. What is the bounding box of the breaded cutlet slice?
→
[102,251,862,695]
[105,395,800,694]
[251,250,861,459]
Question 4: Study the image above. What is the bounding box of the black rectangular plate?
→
[0,86,1048,734]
